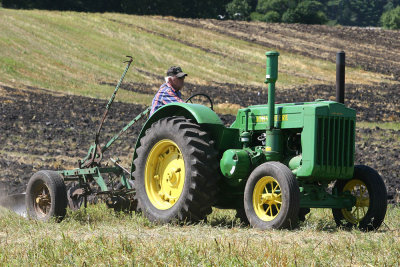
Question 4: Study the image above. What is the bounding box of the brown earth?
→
[166,18,400,81]
[1,80,399,203]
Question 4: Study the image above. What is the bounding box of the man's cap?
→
[167,66,187,78]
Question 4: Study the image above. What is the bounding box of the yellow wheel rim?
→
[145,139,185,210]
[253,176,282,221]
[342,179,370,224]
[33,183,51,217]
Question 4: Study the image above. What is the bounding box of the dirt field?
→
[1,80,399,202]
[168,18,400,81]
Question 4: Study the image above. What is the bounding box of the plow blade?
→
[0,193,26,217]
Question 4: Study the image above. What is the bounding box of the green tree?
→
[256,0,289,16]
[282,8,301,22]
[265,10,281,22]
[226,0,252,20]
[250,11,267,21]
[295,0,327,24]
[281,0,327,24]
[381,5,400,29]
[250,10,280,22]
[324,0,392,26]
[325,0,355,25]
[350,0,385,26]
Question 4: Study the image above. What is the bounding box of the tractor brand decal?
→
[255,114,288,123]
[331,112,344,116]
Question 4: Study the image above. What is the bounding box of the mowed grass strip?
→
[0,205,399,265]
[0,8,395,106]
[358,121,400,131]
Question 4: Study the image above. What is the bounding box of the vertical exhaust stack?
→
[336,51,345,104]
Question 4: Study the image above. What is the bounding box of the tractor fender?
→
[130,103,223,177]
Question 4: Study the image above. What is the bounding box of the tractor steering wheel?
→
[185,93,214,110]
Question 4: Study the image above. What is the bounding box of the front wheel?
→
[332,165,387,231]
[244,162,300,230]
[25,170,68,222]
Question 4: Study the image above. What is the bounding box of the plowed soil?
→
[167,18,400,81]
[1,80,399,202]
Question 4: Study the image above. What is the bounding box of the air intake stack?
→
[264,51,282,161]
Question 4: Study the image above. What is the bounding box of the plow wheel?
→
[133,116,218,223]
[26,170,68,222]
[244,162,299,230]
[332,165,387,231]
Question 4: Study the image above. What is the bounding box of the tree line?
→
[1,0,231,18]
[2,0,400,29]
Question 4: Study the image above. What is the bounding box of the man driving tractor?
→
[150,66,187,115]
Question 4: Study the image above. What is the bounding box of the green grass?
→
[0,8,395,105]
[357,122,400,143]
[1,204,400,265]
[357,121,400,131]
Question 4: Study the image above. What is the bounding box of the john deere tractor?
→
[25,52,387,231]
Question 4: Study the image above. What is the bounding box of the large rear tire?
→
[332,165,387,231]
[25,170,68,222]
[133,117,218,223]
[244,162,300,230]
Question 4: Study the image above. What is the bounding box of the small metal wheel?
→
[66,182,84,211]
[108,180,137,212]
[26,170,68,222]
[332,165,387,231]
[244,162,300,230]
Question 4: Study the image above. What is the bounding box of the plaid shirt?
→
[150,82,183,115]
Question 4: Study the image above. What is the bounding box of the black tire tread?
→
[332,165,387,231]
[244,161,300,230]
[133,116,218,223]
[25,170,68,222]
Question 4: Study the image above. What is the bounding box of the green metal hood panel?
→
[230,100,356,180]
[298,101,356,179]
[230,100,356,131]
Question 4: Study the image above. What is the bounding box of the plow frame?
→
[56,57,150,204]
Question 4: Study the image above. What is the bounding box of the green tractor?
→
[25,52,387,231]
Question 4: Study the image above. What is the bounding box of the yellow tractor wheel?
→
[133,117,218,223]
[244,162,300,230]
[332,165,387,231]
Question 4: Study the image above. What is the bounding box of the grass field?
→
[0,8,394,106]
[1,205,400,266]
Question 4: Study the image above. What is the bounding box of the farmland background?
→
[0,8,399,265]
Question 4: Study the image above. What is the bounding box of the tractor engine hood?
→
[230,100,356,130]
[231,100,356,180]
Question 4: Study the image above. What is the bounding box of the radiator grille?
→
[316,116,355,173]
